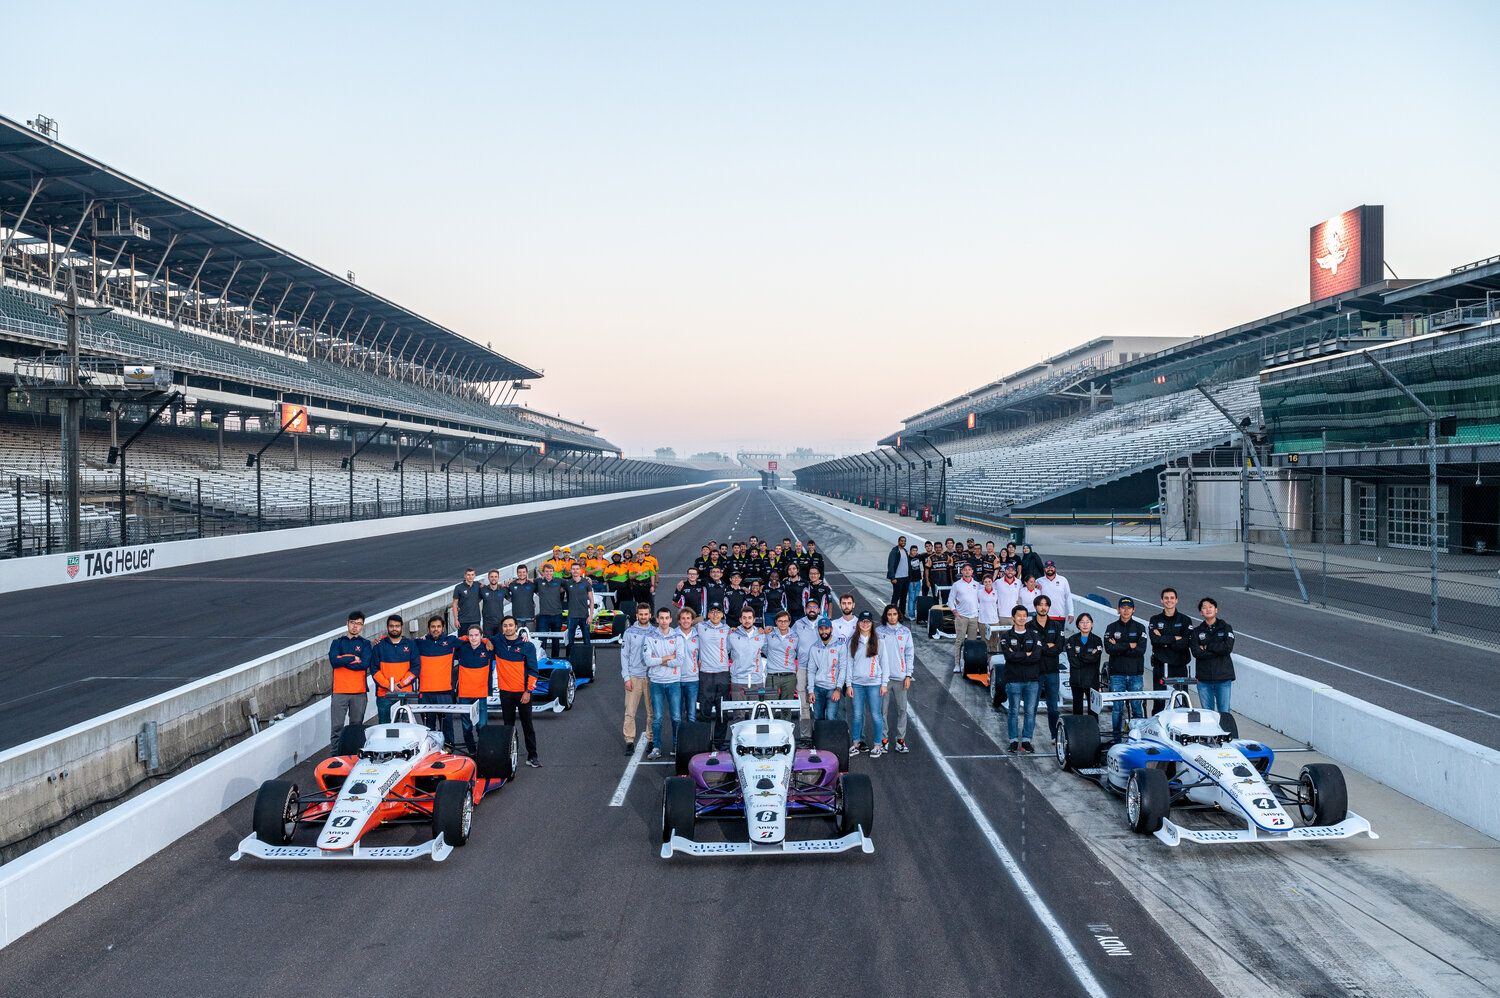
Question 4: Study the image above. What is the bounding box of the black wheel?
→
[610,614,626,638]
[252,780,299,845]
[432,780,473,847]
[335,723,365,757]
[1126,769,1170,834]
[813,719,851,773]
[915,595,936,624]
[928,613,940,638]
[1298,763,1348,826]
[619,598,637,621]
[1056,715,1101,772]
[662,776,697,843]
[961,638,988,675]
[1218,712,1239,740]
[839,772,874,836]
[674,721,713,776]
[475,723,517,780]
[568,640,595,680]
[546,667,576,711]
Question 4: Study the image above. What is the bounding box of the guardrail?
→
[0,484,736,948]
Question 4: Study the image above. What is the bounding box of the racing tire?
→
[674,721,714,777]
[662,776,697,843]
[1126,769,1170,835]
[1057,714,1101,772]
[335,723,365,757]
[568,640,595,681]
[433,779,474,847]
[475,723,518,780]
[252,780,299,845]
[546,667,576,711]
[838,773,875,837]
[812,719,852,773]
[1298,763,1348,826]
[915,594,936,624]
[961,638,988,675]
[610,614,626,638]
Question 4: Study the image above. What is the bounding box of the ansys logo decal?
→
[1315,225,1349,275]
[67,554,80,579]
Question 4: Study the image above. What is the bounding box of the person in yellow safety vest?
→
[620,549,641,603]
[628,546,655,605]
[586,548,609,592]
[604,552,629,597]
[637,543,660,603]
[547,546,573,576]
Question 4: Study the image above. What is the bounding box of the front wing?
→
[1154,811,1377,847]
[231,834,454,862]
[660,827,874,859]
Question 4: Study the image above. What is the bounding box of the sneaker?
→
[1007,740,1020,753]
[526,757,542,768]
[848,742,862,756]
[952,664,963,674]
[647,747,662,761]
[894,739,909,754]
[624,741,635,756]
[868,745,885,759]
[1021,742,1034,754]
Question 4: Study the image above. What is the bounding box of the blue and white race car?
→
[1056,686,1377,846]
[492,628,590,715]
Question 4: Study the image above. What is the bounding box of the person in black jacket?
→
[804,541,826,578]
[886,535,911,611]
[998,605,1043,753]
[673,567,710,618]
[1103,597,1148,738]
[1064,613,1104,715]
[1148,587,1194,714]
[1030,595,1065,740]
[1190,597,1236,715]
[1019,543,1046,585]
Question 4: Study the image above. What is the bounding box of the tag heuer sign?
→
[67,554,80,579]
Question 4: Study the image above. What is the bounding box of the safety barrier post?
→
[14,477,21,557]
[307,475,314,526]
[196,479,203,539]
[44,480,52,555]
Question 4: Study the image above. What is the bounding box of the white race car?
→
[660,700,875,858]
[1057,687,1377,846]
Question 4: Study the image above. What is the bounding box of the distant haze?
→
[6,2,1496,453]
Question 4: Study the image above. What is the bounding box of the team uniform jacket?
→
[535,578,566,618]
[328,635,373,694]
[805,639,843,690]
[1103,618,1149,677]
[877,623,915,681]
[415,633,461,692]
[371,636,419,694]
[620,622,655,681]
[644,629,683,684]
[791,615,823,667]
[727,627,767,686]
[695,620,731,673]
[492,634,539,693]
[764,628,799,675]
[845,636,887,687]
[453,639,496,699]
[999,626,1044,685]
[759,586,787,619]
[1149,610,1195,679]
[673,628,700,679]
[1064,632,1104,685]
[703,582,731,618]
[1029,617,1065,674]
[505,580,537,620]
[674,582,711,617]
[725,586,749,622]
[1190,619,1236,683]
[802,582,834,618]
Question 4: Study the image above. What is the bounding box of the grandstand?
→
[0,112,694,556]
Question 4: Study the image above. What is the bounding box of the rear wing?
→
[1088,688,1180,714]
[391,701,483,724]
[719,699,801,713]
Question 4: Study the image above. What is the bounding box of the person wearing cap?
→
[637,543,660,603]
[619,601,655,755]
[545,545,567,575]
[1036,561,1073,626]
[878,604,915,754]
[805,616,844,722]
[1189,597,1236,716]
[998,604,1043,753]
[1030,595,1065,741]
[604,552,629,597]
[586,547,609,592]
[1104,597,1149,738]
[844,611,888,757]
[695,603,733,743]
[1148,587,1194,715]
[693,544,714,576]
[947,562,983,674]
[1064,613,1104,715]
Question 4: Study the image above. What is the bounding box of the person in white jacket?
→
[805,617,844,722]
[844,611,888,758]
[763,610,799,700]
[791,600,824,738]
[694,604,732,743]
[996,565,1023,628]
[727,607,768,697]
[619,602,656,755]
[976,577,1003,630]
[674,608,701,724]
[643,608,682,760]
[877,604,915,754]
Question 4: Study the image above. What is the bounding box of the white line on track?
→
[906,706,1109,998]
[1093,586,1500,722]
[944,754,1010,759]
[610,713,652,806]
[766,491,801,544]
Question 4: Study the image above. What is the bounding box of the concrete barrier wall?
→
[0,480,738,596]
[784,490,1500,842]
[0,484,736,949]
[0,486,734,864]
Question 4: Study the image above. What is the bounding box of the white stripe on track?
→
[766,491,801,544]
[906,706,1110,998]
[609,710,652,806]
[1092,586,1500,723]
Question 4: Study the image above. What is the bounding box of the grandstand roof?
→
[1382,253,1500,310]
[0,113,538,383]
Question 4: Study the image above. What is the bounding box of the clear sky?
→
[4,1,1497,454]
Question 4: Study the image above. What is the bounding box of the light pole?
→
[394,429,436,516]
[246,406,310,531]
[107,391,181,545]
[340,421,388,521]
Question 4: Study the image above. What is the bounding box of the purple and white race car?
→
[659,698,875,858]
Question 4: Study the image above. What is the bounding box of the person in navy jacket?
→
[328,610,373,753]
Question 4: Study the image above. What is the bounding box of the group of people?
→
[618,534,917,761]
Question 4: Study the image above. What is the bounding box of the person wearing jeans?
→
[805,617,844,721]
[643,608,682,759]
[886,535,910,614]
[1190,596,1236,719]
[1103,597,1148,738]
[904,545,922,621]
[877,605,915,753]
[674,608,700,724]
[844,612,888,757]
[1030,595,1065,741]
[998,605,1043,752]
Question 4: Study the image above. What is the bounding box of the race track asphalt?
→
[0,485,719,749]
[0,488,1220,998]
